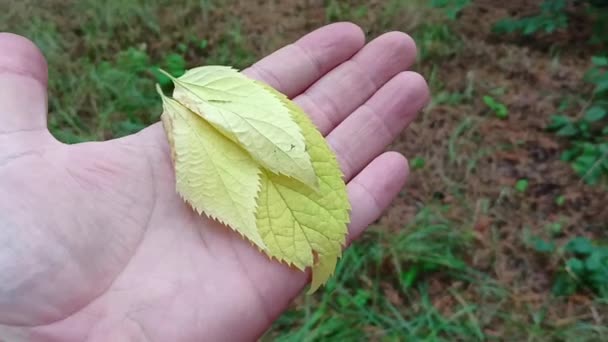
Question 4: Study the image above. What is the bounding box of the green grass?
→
[2,0,453,143]
[265,203,607,341]
[2,0,253,143]
[325,0,369,23]
[264,205,484,341]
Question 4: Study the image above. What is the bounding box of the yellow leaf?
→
[167,66,318,189]
[309,253,339,294]
[158,69,350,291]
[255,86,350,292]
[159,90,265,248]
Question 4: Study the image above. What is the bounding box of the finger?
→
[346,151,409,241]
[294,32,417,135]
[328,71,429,181]
[0,33,48,134]
[243,22,365,98]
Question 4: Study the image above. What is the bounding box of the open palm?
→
[0,23,428,341]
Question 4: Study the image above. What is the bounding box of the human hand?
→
[0,23,428,341]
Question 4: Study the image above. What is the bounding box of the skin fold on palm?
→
[0,23,429,341]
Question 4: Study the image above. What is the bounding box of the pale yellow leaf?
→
[159,91,265,248]
[168,66,318,189]
[309,253,339,294]
[255,86,350,291]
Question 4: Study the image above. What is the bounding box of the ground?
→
[1,0,606,340]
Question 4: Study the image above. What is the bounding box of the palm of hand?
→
[0,23,428,341]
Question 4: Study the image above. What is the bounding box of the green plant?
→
[529,235,608,298]
[90,48,162,138]
[205,20,256,68]
[482,95,508,119]
[548,56,608,184]
[151,53,187,88]
[546,220,565,236]
[515,179,529,193]
[430,0,471,20]
[411,156,426,170]
[47,45,191,143]
[494,0,568,35]
[414,22,462,61]
[266,205,478,341]
[530,235,556,253]
[493,0,608,44]
[555,237,608,297]
[325,0,368,22]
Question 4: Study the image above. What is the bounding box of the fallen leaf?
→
[159,89,265,248]
[169,66,318,188]
[159,67,350,292]
[255,85,350,292]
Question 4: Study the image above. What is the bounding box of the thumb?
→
[0,33,49,135]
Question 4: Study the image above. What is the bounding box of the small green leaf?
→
[495,106,508,119]
[573,154,598,177]
[584,106,607,122]
[523,21,537,35]
[411,156,426,170]
[592,56,608,67]
[566,258,584,274]
[560,148,579,161]
[547,222,563,236]
[555,195,566,206]
[577,121,591,138]
[483,95,496,107]
[566,237,594,255]
[532,237,555,253]
[552,273,577,296]
[163,53,187,78]
[353,289,371,307]
[585,251,603,272]
[547,115,571,130]
[595,80,608,94]
[582,168,602,185]
[582,142,598,155]
[585,67,602,82]
[401,267,419,289]
[483,95,508,119]
[515,179,529,193]
[556,124,578,137]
